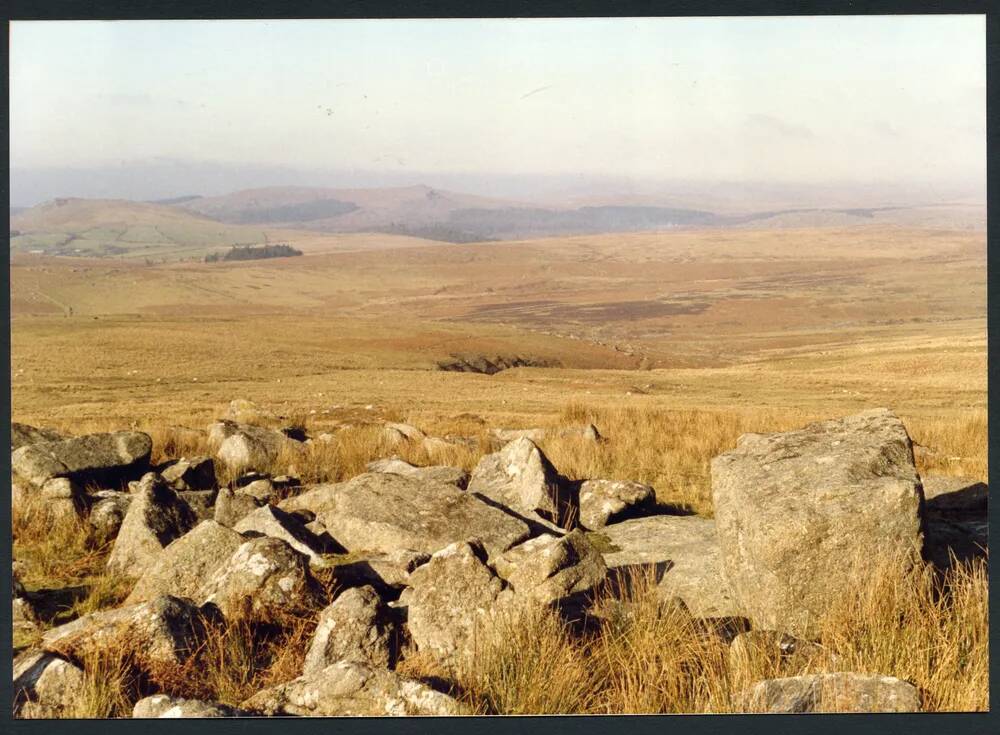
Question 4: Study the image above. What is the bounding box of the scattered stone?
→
[492,530,607,615]
[241,659,465,716]
[234,504,329,563]
[133,694,250,718]
[382,422,426,445]
[577,478,655,529]
[11,422,64,451]
[39,477,84,521]
[282,472,530,557]
[11,430,152,487]
[107,473,197,578]
[125,520,245,605]
[468,437,571,524]
[214,485,264,527]
[490,427,547,443]
[13,651,85,718]
[210,421,299,473]
[160,456,216,491]
[303,586,398,675]
[225,398,272,424]
[742,672,921,713]
[366,456,469,488]
[42,595,204,667]
[401,540,507,667]
[599,515,739,618]
[199,536,321,618]
[712,409,924,637]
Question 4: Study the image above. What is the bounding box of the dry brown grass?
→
[427,555,988,714]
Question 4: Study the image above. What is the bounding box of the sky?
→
[9,16,987,203]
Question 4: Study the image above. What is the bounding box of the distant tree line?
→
[204,244,303,263]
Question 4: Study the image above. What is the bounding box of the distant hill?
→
[8,197,276,260]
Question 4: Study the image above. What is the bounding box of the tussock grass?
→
[425,556,988,714]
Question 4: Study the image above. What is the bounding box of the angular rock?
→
[492,529,607,614]
[239,478,276,503]
[382,422,426,445]
[743,672,920,713]
[39,477,84,521]
[599,515,739,618]
[577,478,655,529]
[160,456,216,491]
[366,456,469,488]
[241,659,464,716]
[199,536,321,618]
[13,651,84,718]
[42,595,204,667]
[401,540,507,667]
[711,409,923,637]
[107,473,197,578]
[303,586,397,675]
[214,485,264,527]
[282,472,530,557]
[125,520,245,605]
[922,475,987,515]
[216,429,292,473]
[234,504,328,563]
[468,437,571,524]
[12,431,152,488]
[326,549,431,591]
[11,423,64,451]
[133,694,249,718]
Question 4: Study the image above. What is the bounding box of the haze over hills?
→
[9,181,986,260]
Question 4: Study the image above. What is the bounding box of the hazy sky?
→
[10,16,986,188]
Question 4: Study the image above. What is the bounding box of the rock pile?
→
[10,407,986,716]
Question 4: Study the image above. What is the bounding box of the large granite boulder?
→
[199,536,321,618]
[492,530,607,615]
[42,595,204,667]
[13,651,84,718]
[577,478,655,529]
[233,504,328,563]
[711,409,924,637]
[366,457,469,489]
[241,660,465,716]
[303,586,398,674]
[742,672,921,713]
[209,421,299,473]
[599,515,739,618]
[11,423,63,451]
[106,473,197,578]
[468,437,572,525]
[399,540,507,668]
[125,520,245,605]
[133,694,250,718]
[281,473,530,557]
[12,431,152,487]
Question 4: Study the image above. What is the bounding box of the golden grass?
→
[429,556,988,714]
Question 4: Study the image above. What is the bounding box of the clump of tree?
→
[204,243,303,263]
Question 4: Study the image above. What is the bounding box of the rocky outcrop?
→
[282,472,530,557]
[125,520,245,604]
[468,437,572,525]
[303,586,398,674]
[366,457,469,489]
[13,651,84,718]
[599,515,739,618]
[234,504,329,563]
[577,479,655,529]
[399,540,507,668]
[42,595,204,667]
[492,530,607,615]
[199,536,321,618]
[742,672,921,713]
[107,474,198,578]
[133,694,250,718]
[12,431,152,487]
[241,660,465,716]
[712,409,924,637]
